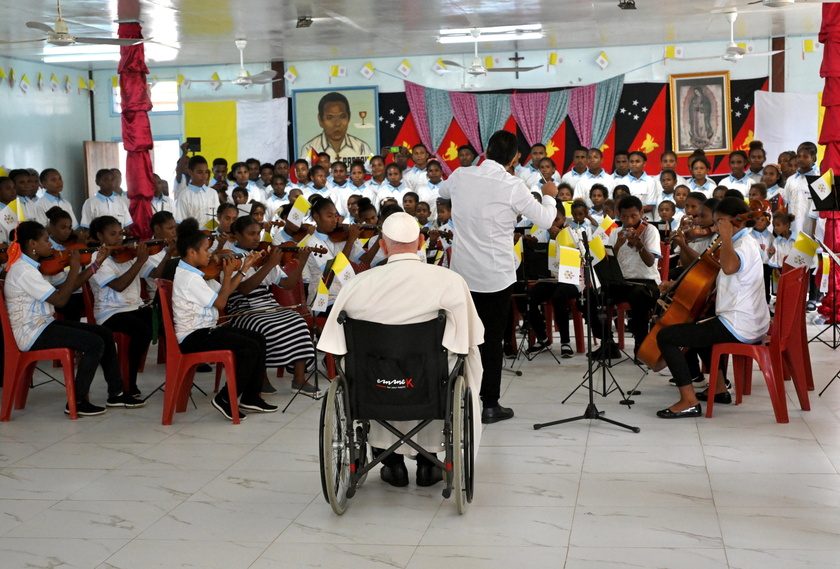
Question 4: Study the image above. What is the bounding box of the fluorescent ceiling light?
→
[438,24,543,44]
[43,52,121,63]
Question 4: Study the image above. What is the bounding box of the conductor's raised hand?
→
[540,180,559,199]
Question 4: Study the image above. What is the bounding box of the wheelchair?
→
[318,310,475,515]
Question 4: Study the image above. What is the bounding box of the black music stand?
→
[534,235,640,434]
[808,176,840,350]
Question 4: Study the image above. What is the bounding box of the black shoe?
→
[696,390,732,404]
[65,400,106,416]
[261,381,277,395]
[129,386,142,398]
[380,462,409,487]
[482,405,514,424]
[527,340,550,355]
[197,363,213,373]
[504,348,517,360]
[239,397,279,413]
[416,463,444,487]
[656,404,702,419]
[106,392,147,408]
[560,343,574,358]
[212,393,246,421]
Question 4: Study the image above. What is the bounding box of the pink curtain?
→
[818,3,840,323]
[449,91,483,155]
[567,84,597,148]
[118,22,154,240]
[404,82,435,160]
[510,91,550,148]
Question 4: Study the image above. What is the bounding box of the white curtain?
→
[236,98,289,163]
[754,91,819,164]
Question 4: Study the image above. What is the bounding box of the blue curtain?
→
[477,93,511,151]
[541,89,570,144]
[591,75,625,148]
[425,86,454,153]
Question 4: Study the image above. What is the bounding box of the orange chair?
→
[658,242,671,283]
[0,281,78,421]
[80,283,147,392]
[542,298,585,353]
[156,279,240,425]
[705,268,807,423]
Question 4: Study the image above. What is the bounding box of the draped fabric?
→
[541,89,571,144]
[404,82,435,161]
[477,93,511,151]
[568,83,597,148]
[425,87,454,175]
[590,75,625,149]
[449,91,483,155]
[118,22,154,240]
[818,3,840,323]
[510,91,550,147]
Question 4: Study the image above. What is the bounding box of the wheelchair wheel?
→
[452,375,474,514]
[319,377,351,515]
[354,422,370,487]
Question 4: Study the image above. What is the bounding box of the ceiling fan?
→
[0,0,145,47]
[666,11,782,63]
[440,29,541,76]
[185,40,278,87]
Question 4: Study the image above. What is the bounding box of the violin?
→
[200,249,250,280]
[262,220,285,231]
[107,239,169,263]
[288,222,315,243]
[39,246,101,276]
[328,224,379,243]
[667,215,713,244]
[420,227,453,241]
[253,242,328,266]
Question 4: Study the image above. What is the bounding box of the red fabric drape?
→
[118,22,154,240]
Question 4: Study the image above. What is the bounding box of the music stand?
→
[808,176,840,349]
[534,235,640,434]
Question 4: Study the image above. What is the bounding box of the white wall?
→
[0,55,93,212]
[785,35,824,93]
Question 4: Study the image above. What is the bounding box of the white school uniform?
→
[611,171,630,186]
[4,255,58,350]
[402,165,428,191]
[151,195,174,214]
[302,230,364,306]
[172,261,221,343]
[720,173,753,196]
[143,248,170,298]
[560,169,585,189]
[751,227,774,264]
[573,169,614,203]
[227,181,264,204]
[624,172,658,208]
[18,196,40,221]
[768,234,795,269]
[687,178,716,198]
[32,193,79,229]
[175,184,217,227]
[89,255,154,323]
[80,193,133,229]
[784,168,818,235]
[608,222,662,284]
[716,229,770,343]
[328,180,359,217]
[376,183,407,208]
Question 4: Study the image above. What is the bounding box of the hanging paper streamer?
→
[547,53,562,72]
[8,68,16,88]
[19,74,30,94]
[432,59,448,76]
[397,60,412,77]
[596,52,610,70]
[360,62,374,80]
[210,72,222,91]
[284,66,298,84]
[37,73,44,91]
[64,75,72,93]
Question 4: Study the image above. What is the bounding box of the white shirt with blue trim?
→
[4,255,57,350]
[173,261,220,342]
[715,229,770,344]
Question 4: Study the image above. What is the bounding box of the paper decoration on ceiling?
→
[210,73,222,91]
[19,74,30,94]
[398,60,412,77]
[548,53,562,72]
[360,62,375,80]
[330,65,347,79]
[596,52,609,70]
[432,59,448,76]
[284,66,298,84]
[37,73,44,91]
[49,74,58,91]
[664,46,684,59]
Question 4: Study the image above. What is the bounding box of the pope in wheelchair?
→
[318,212,484,514]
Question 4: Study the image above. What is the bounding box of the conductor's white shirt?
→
[439,159,557,293]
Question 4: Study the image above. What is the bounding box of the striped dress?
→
[225,247,315,371]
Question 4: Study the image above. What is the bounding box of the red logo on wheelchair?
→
[375,378,415,389]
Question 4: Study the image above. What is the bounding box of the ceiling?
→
[0,0,833,69]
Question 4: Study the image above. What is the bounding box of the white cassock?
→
[318,252,485,455]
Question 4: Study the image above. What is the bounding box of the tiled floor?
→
[2,325,840,568]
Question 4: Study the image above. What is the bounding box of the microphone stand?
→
[534,230,640,433]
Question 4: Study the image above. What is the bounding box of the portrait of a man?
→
[295,88,378,165]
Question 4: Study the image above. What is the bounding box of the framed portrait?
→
[292,86,379,164]
[669,71,732,156]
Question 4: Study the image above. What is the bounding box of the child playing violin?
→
[143,211,178,298]
[5,221,142,415]
[210,203,238,253]
[45,206,96,322]
[655,197,770,418]
[87,215,169,398]
[172,218,275,420]
[226,215,318,397]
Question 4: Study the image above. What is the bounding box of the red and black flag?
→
[377,91,420,164]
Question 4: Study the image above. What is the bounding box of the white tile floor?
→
[2,324,840,568]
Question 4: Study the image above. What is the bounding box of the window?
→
[112,80,180,114]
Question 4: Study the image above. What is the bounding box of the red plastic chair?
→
[81,283,147,392]
[0,281,78,421]
[705,268,807,423]
[542,298,585,353]
[156,279,240,425]
[781,263,814,391]
[658,242,671,283]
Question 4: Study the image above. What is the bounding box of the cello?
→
[636,203,767,371]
